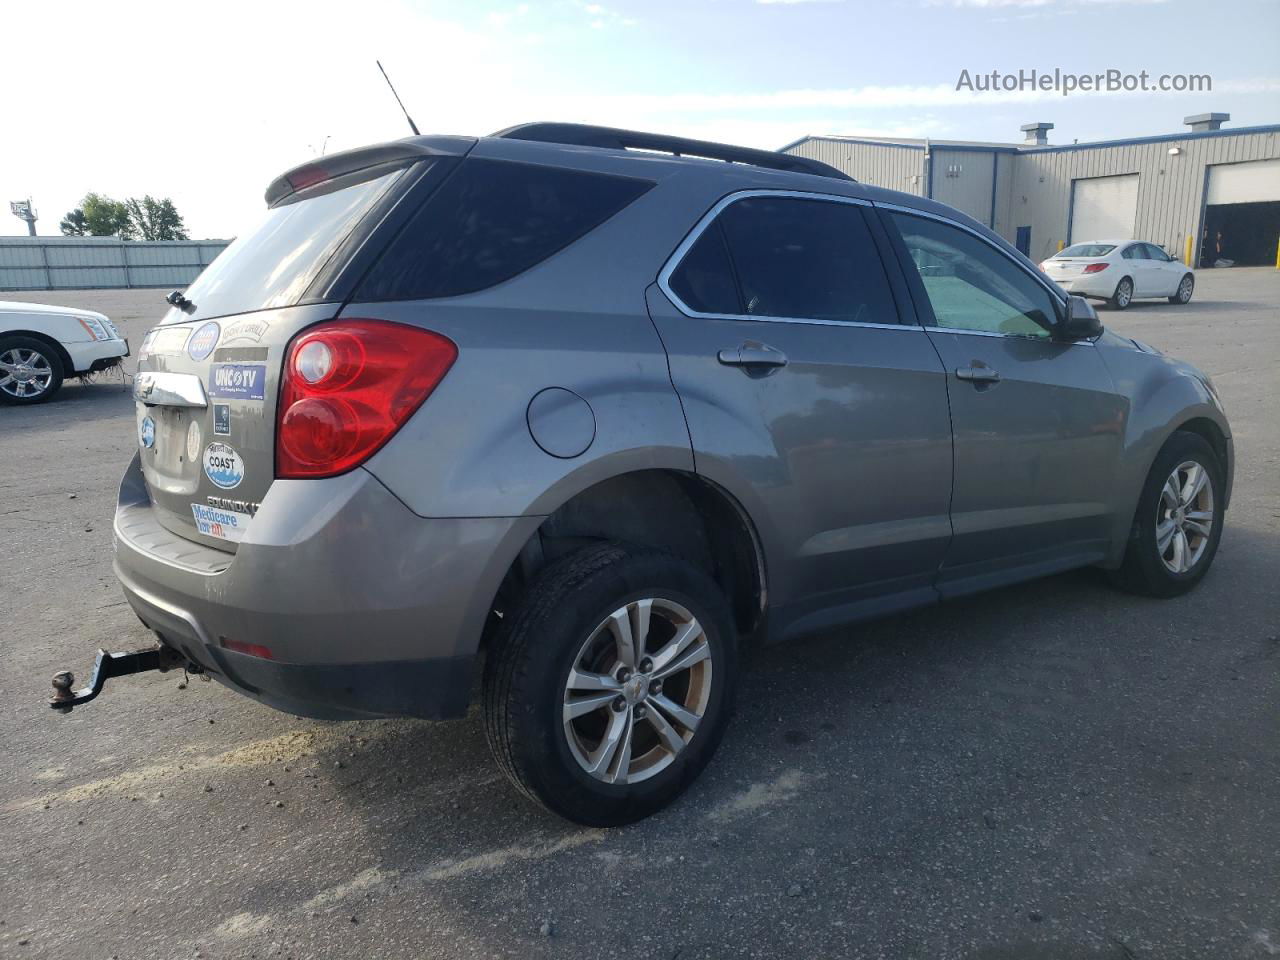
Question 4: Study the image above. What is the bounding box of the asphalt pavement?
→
[1,269,1277,959]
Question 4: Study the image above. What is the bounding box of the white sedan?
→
[0,301,129,404]
[1040,240,1195,310]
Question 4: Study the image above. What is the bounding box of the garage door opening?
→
[1202,201,1280,267]
[1202,159,1280,267]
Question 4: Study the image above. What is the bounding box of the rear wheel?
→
[1169,273,1194,304]
[0,335,64,405]
[1109,276,1133,310]
[1110,431,1224,598]
[483,542,738,826]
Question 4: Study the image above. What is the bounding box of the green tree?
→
[125,195,189,241]
[59,208,89,236]
[78,193,134,238]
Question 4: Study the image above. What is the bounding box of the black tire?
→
[1109,431,1225,598]
[1168,273,1194,304]
[1109,276,1134,310]
[0,335,64,405]
[483,542,738,826]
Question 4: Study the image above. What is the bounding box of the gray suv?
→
[101,124,1231,825]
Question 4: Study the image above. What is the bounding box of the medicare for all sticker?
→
[191,503,252,543]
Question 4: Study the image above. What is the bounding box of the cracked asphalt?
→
[1,270,1277,960]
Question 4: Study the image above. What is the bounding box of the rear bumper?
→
[112,453,540,720]
[1049,274,1116,299]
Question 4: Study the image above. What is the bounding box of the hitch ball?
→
[51,671,76,713]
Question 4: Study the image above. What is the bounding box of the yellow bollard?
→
[1185,234,1194,267]
[1275,235,1280,269]
[1058,240,1065,252]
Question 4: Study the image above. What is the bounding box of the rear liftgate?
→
[48,645,191,713]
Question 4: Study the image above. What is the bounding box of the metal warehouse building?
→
[783,113,1280,269]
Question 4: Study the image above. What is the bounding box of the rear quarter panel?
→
[353,295,694,519]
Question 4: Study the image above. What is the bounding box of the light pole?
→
[9,199,37,236]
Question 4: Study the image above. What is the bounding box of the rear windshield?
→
[354,158,653,301]
[166,167,405,323]
[1057,243,1115,258]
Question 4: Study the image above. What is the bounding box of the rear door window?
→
[670,195,898,324]
[355,158,653,300]
[169,167,406,323]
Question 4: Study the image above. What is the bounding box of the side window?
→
[356,159,653,300]
[668,222,742,315]
[1143,243,1169,261]
[890,213,1058,338]
[1121,244,1144,260]
[703,196,899,324]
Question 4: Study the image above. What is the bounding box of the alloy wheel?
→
[0,347,53,399]
[1156,460,1215,574]
[1178,276,1194,303]
[562,597,713,785]
[1116,279,1132,308]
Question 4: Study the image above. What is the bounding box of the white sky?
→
[3,0,1277,239]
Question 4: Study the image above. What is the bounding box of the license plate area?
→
[138,404,202,495]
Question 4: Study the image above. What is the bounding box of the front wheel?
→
[0,335,64,405]
[483,543,738,826]
[1169,273,1194,304]
[1110,431,1224,598]
[1109,277,1134,310]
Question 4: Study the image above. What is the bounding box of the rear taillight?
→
[1083,263,1109,274]
[276,319,456,479]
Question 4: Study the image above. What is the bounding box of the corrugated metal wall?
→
[787,138,925,196]
[0,237,229,291]
[930,148,998,226]
[784,128,1280,266]
[1012,129,1280,263]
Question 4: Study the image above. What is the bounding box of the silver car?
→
[85,124,1231,825]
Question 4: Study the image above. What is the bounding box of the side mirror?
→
[1056,295,1102,341]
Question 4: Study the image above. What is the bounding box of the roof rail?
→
[492,122,854,182]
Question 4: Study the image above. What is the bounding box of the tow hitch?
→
[49,645,188,712]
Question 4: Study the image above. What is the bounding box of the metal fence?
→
[0,236,230,291]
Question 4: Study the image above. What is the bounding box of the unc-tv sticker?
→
[191,503,251,543]
[208,362,266,400]
[139,415,156,449]
[203,441,245,489]
[187,321,221,361]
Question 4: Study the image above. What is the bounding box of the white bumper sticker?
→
[191,503,252,543]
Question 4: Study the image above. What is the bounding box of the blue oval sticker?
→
[187,321,220,361]
[139,415,155,449]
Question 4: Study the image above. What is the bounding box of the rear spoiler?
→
[264,136,476,207]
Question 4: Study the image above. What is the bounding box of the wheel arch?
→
[484,468,768,652]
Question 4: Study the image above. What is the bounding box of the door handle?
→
[718,344,789,368]
[955,365,1000,383]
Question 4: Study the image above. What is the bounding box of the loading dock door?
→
[1070,174,1139,243]
[1203,159,1280,267]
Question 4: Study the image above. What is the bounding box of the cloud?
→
[486,4,531,28]
[757,0,846,5]
[573,1,637,27]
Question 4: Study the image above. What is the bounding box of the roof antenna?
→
[376,60,420,136]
